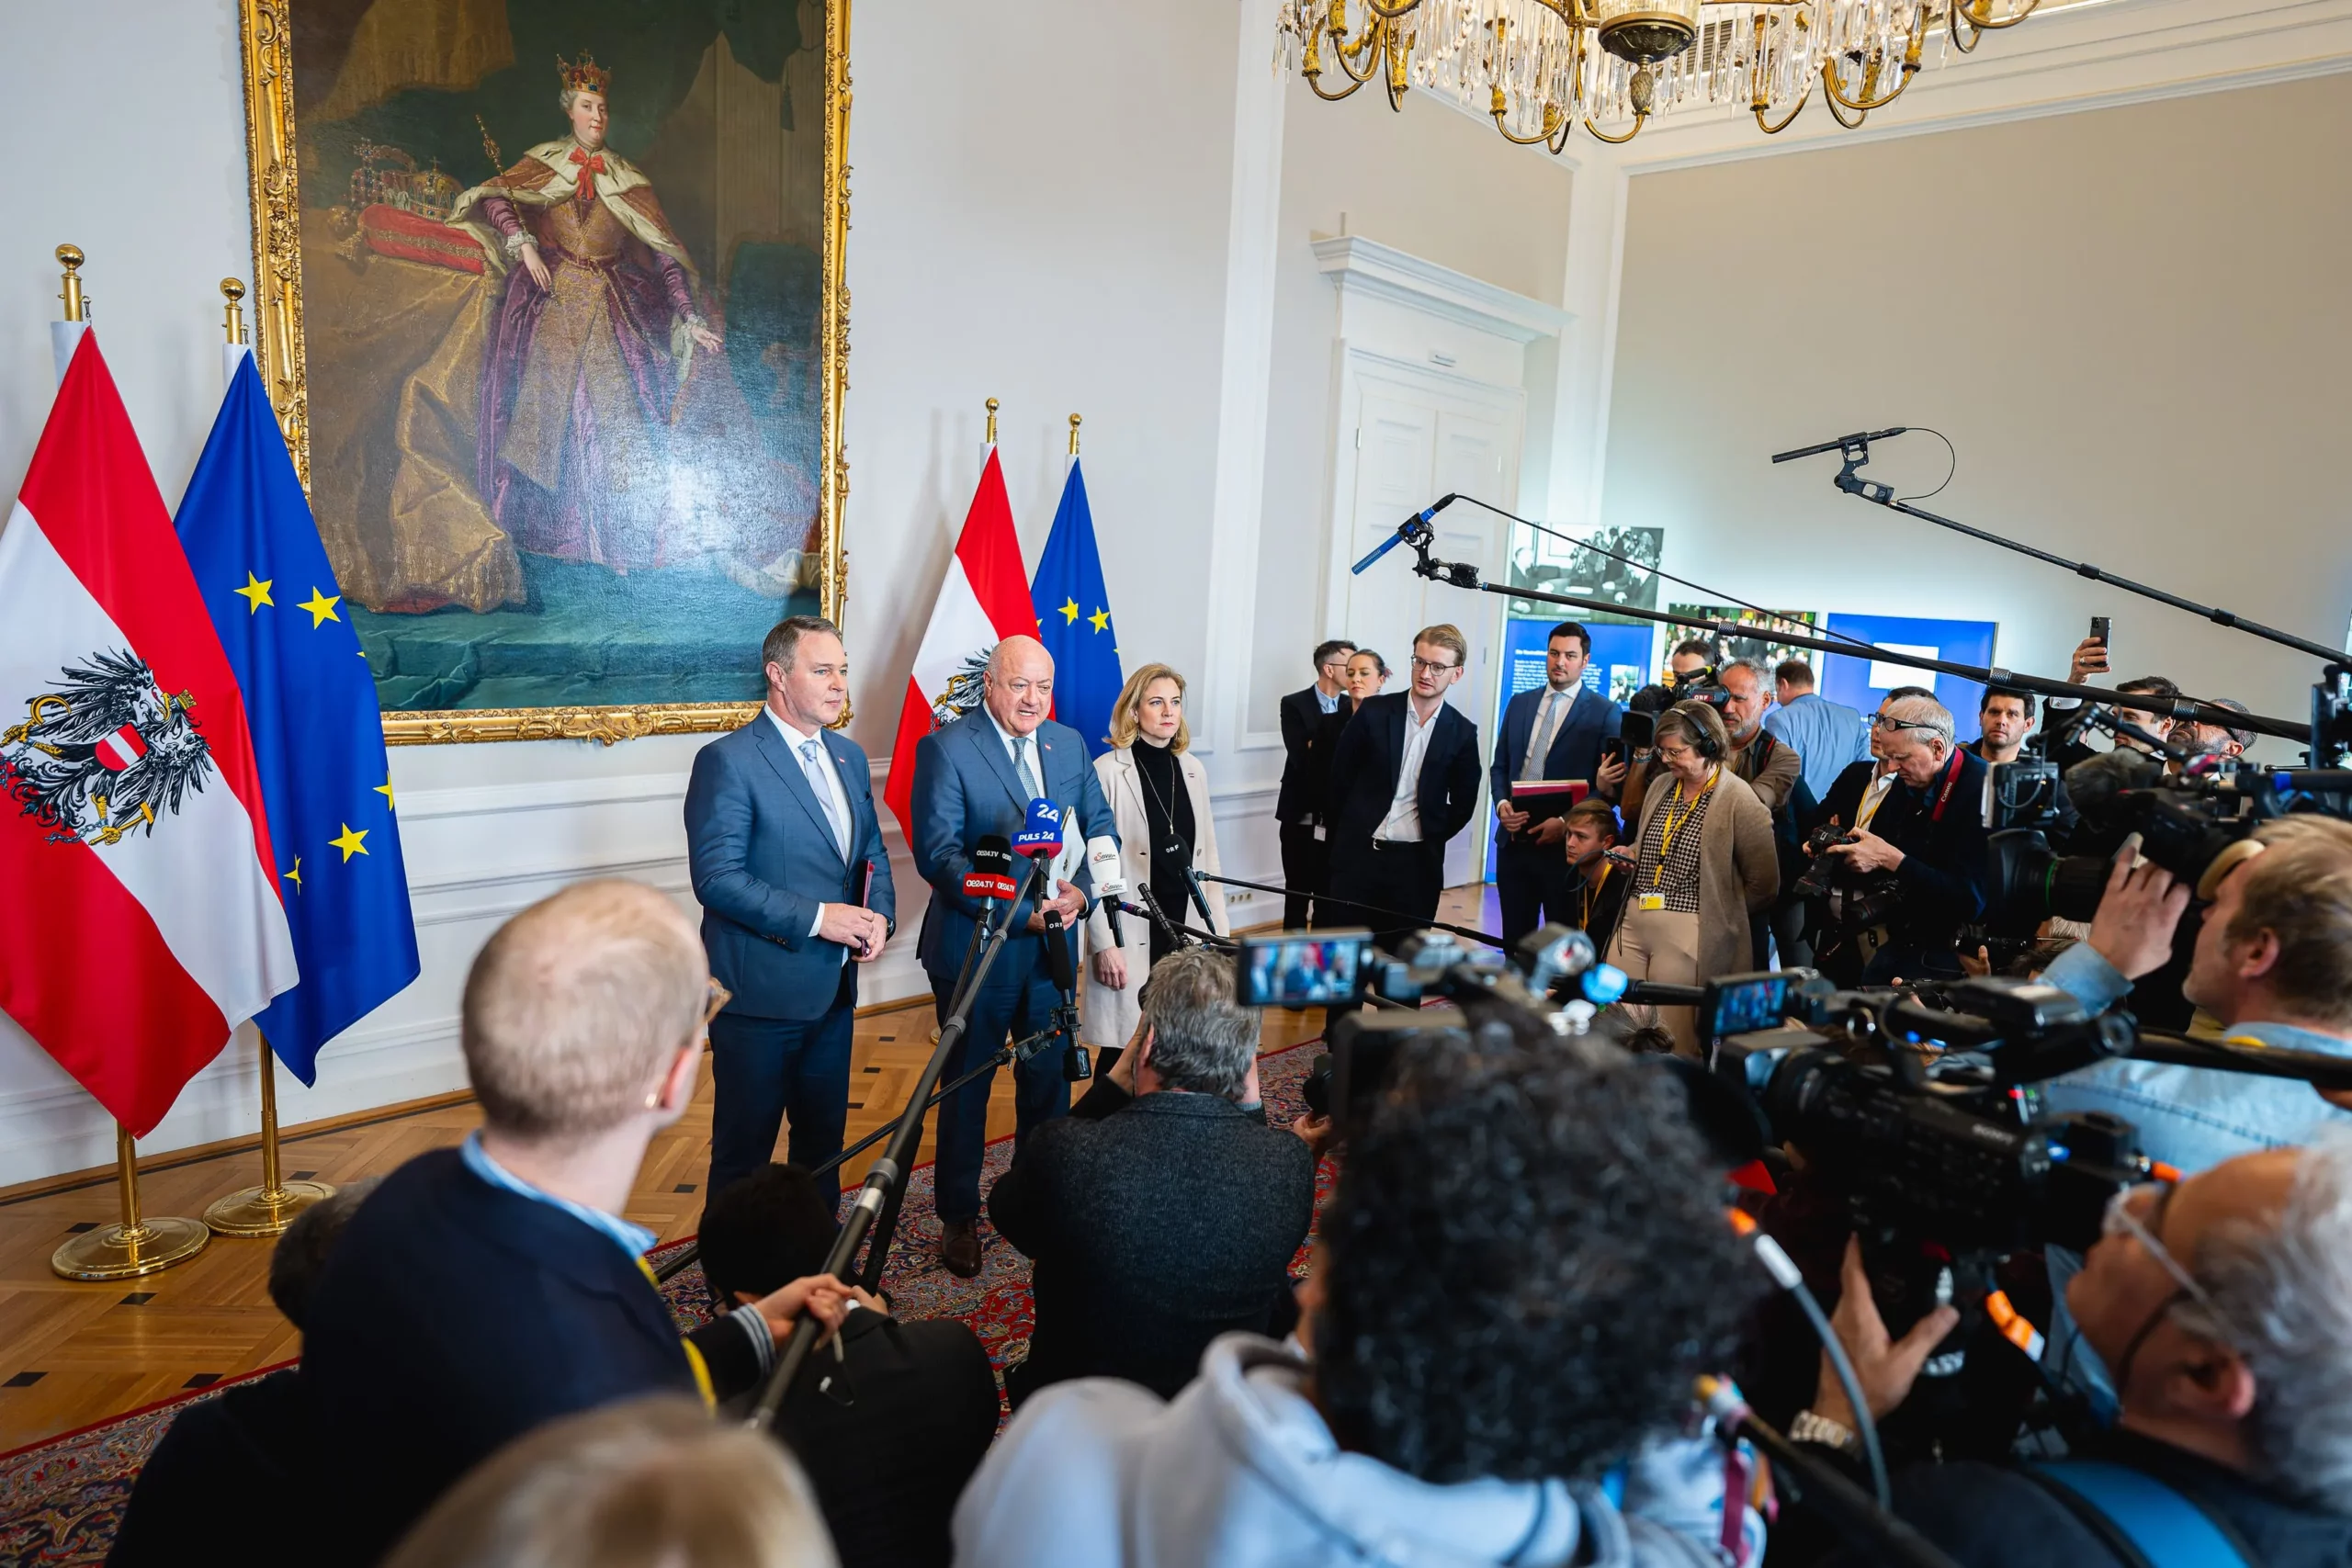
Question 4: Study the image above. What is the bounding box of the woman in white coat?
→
[1081,663,1228,1059]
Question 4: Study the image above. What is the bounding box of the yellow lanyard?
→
[1653,769,1717,887]
[1582,861,1612,926]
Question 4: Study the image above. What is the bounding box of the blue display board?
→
[1486,619,1651,879]
[1819,613,1999,744]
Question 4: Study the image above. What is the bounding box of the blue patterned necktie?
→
[1013,734,1043,800]
[799,738,849,857]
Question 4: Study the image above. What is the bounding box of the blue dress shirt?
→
[1762,693,1871,805]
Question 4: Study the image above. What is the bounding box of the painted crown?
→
[556,52,611,96]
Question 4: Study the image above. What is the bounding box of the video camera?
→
[1234,924,1618,1138]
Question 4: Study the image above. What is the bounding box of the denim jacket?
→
[2036,943,2352,1174]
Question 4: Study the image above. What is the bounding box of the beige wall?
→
[1252,80,1574,723]
[1601,73,2352,751]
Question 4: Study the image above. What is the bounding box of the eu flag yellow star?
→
[298,587,343,627]
[375,782,396,811]
[282,856,302,893]
[330,823,369,862]
[1088,607,1110,634]
[234,572,275,614]
[1059,598,1080,625]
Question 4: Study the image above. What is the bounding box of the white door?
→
[1331,360,1522,892]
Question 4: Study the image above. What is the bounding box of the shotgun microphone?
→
[1770,428,1908,464]
[1351,493,1458,575]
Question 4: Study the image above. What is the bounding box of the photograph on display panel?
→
[1507,525,1662,619]
[238,0,849,742]
[1665,605,1822,673]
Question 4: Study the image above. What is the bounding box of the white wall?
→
[1598,73,2352,748]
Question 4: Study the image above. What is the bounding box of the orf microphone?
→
[1161,838,1216,930]
[1351,493,1458,575]
[1769,427,1908,464]
[961,835,1017,904]
[1084,835,1127,951]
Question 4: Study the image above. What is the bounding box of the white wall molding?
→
[1313,235,1573,344]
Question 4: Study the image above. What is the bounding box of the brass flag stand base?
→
[206,1037,334,1237]
[52,1126,211,1281]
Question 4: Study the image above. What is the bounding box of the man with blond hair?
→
[294,879,855,1566]
[1327,624,1484,958]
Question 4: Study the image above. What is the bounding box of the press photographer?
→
[1793,1135,2352,1568]
[1805,694,1990,983]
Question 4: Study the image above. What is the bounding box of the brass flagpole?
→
[205,1034,334,1236]
[43,243,209,1283]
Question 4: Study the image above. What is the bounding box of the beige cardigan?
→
[1079,743,1228,1047]
[1627,765,1781,981]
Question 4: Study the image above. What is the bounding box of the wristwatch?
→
[1788,1408,1860,1456]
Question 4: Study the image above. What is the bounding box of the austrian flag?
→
[0,334,297,1135]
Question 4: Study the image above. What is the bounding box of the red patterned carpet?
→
[0,1039,1325,1564]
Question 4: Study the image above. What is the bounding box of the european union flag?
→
[1030,457,1123,757]
[175,353,420,1083]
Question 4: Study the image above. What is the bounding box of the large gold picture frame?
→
[236,0,852,744]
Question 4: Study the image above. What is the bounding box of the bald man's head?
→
[983,636,1055,737]
[460,879,707,1145]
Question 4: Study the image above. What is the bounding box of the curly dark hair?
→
[1315,1021,1757,1484]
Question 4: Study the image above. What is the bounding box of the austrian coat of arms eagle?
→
[0,650,216,847]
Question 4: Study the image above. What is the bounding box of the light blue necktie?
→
[1012,734,1043,800]
[799,738,849,857]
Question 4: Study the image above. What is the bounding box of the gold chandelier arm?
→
[1583,110,1648,143]
[1358,0,1425,20]
[1490,87,1567,144]
[1305,64,1374,98]
[1952,0,2040,30]
[1947,0,1984,52]
[1821,76,1871,127]
[1753,85,1810,133]
[1820,48,1910,113]
[1384,28,1414,108]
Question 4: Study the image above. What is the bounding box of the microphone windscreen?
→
[1040,915,1077,991]
[973,834,1013,874]
[2065,746,2160,816]
[1084,835,1126,896]
[1013,797,1064,857]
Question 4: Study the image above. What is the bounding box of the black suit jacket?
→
[108,1370,300,1568]
[989,1090,1315,1404]
[294,1150,762,1565]
[1809,754,1990,955]
[1275,686,1335,823]
[769,1311,1001,1568]
[1328,693,1483,850]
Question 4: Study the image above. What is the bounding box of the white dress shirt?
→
[986,707,1046,797]
[768,705,853,943]
[1375,701,1442,843]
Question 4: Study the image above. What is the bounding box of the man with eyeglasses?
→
[1327,625,1484,959]
[1809,694,1990,983]
[1793,1134,2352,1568]
[1275,639,1357,930]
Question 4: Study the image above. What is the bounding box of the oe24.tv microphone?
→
[1084,837,1126,950]
[961,835,1017,914]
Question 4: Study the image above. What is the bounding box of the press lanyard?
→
[1928,747,1963,822]
[1582,861,1613,926]
[1654,769,1717,887]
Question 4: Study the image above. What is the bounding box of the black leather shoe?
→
[939,1218,981,1279]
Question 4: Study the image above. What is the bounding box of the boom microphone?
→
[1769,427,1909,464]
[1085,835,1127,951]
[1351,493,1458,575]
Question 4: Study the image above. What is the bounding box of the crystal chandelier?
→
[1273,0,2040,147]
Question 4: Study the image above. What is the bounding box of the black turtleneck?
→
[1133,739,1195,962]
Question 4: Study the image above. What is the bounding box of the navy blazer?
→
[910,712,1118,979]
[1489,683,1622,824]
[1328,693,1483,849]
[685,713,897,1021]
[293,1150,760,1565]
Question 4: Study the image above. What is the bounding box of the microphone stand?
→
[1361,520,2312,748]
[1194,871,1510,951]
[1123,893,1238,953]
[1781,430,2347,668]
[744,852,1049,1431]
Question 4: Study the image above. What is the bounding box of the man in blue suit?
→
[910,634,1117,1276]
[686,615,895,1214]
[1490,622,1626,945]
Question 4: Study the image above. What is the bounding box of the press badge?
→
[1636,892,1666,911]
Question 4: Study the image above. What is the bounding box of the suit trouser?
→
[931,947,1070,1224]
[707,964,857,1215]
[1278,821,1329,929]
[1495,834,1572,947]
[1329,837,1445,958]
[1608,907,1702,1058]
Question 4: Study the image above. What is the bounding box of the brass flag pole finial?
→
[56,244,85,323]
[220,277,249,346]
[1069,413,1082,457]
[985,396,999,446]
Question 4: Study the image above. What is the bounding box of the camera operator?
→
[1793,1135,2352,1568]
[1813,694,1990,983]
[954,1015,1765,1568]
[1630,638,1717,716]
[2035,819,2352,1174]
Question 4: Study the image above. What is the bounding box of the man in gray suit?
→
[910,635,1117,1276]
[686,615,895,1215]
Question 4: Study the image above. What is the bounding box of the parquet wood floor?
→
[0,991,1339,1452]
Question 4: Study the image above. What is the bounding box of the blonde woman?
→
[1083,664,1228,1055]
[1606,700,1778,1056]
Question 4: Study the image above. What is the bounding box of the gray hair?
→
[762,615,841,675]
[1879,694,1955,750]
[557,87,605,115]
[2175,1133,2352,1501]
[1720,658,1772,694]
[1138,948,1260,1100]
